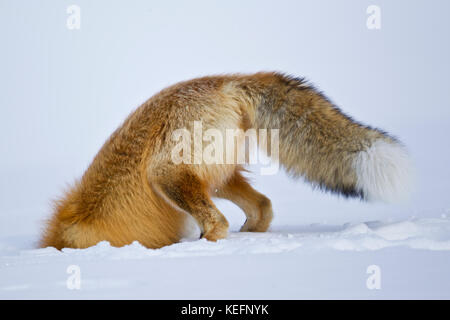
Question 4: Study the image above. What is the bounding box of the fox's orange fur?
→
[40,72,412,249]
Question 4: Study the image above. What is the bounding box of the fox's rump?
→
[39,172,189,249]
[40,111,189,249]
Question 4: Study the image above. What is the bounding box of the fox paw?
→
[202,222,228,242]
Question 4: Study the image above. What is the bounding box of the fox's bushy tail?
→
[243,72,414,202]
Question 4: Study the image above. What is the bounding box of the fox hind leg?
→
[215,170,273,232]
[154,169,229,242]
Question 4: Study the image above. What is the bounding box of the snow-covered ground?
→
[1,218,450,299]
[1,0,450,299]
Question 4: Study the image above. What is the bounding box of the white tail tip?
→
[353,139,414,203]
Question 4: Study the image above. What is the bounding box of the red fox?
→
[40,72,413,249]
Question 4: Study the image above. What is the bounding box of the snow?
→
[1,0,450,299]
[1,218,450,299]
